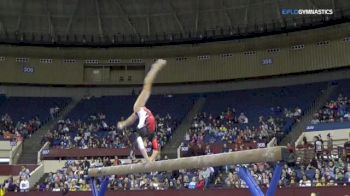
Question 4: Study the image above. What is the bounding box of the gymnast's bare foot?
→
[149,150,160,162]
[136,158,150,164]
[152,59,167,71]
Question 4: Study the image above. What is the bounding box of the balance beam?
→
[88,146,288,177]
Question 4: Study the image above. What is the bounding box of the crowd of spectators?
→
[311,94,350,124]
[4,106,350,193]
[0,114,41,141]
[4,92,350,193]
[281,106,303,121]
[42,113,176,150]
[2,166,31,192]
[184,106,302,149]
[4,146,349,193]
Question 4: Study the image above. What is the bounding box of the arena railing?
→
[37,142,50,164]
[9,141,23,165]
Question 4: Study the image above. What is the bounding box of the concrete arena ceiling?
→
[0,0,349,42]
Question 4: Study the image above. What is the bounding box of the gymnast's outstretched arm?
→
[118,113,137,130]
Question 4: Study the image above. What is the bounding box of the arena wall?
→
[0,141,21,164]
[295,128,350,148]
[0,67,349,97]
[0,23,349,86]
[0,38,349,85]
[42,160,67,173]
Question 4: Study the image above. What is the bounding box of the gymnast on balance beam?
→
[117,59,167,162]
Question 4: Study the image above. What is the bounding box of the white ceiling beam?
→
[195,0,199,33]
[95,0,104,38]
[244,0,251,29]
[0,13,5,34]
[147,16,150,36]
[307,0,318,9]
[15,0,25,33]
[275,0,285,27]
[65,0,80,36]
[222,0,233,28]
[45,0,55,38]
[0,21,4,34]
[169,2,185,35]
[113,1,138,35]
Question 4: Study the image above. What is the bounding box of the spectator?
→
[299,175,312,187]
[287,148,296,167]
[302,136,309,148]
[200,167,214,188]
[37,182,46,192]
[52,183,61,192]
[188,177,197,189]
[238,113,248,124]
[196,175,205,190]
[0,185,5,196]
[49,107,55,120]
[335,167,344,182]
[113,156,121,166]
[315,176,326,187]
[345,164,350,181]
[80,181,90,191]
[19,166,30,179]
[183,175,190,188]
[345,133,350,162]
[205,145,212,155]
[6,177,18,192]
[83,157,90,170]
[314,136,323,159]
[185,131,190,142]
[326,133,333,157]
[62,184,69,195]
[19,176,29,192]
[214,173,224,186]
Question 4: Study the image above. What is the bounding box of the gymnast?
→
[117,59,167,162]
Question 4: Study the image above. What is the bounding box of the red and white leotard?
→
[136,107,159,151]
[136,107,156,133]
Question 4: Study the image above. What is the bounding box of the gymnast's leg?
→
[118,59,166,162]
[133,59,167,113]
[149,136,160,161]
[118,59,167,129]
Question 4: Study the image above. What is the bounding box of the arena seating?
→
[66,95,194,124]
[7,83,350,193]
[0,97,71,140]
[45,94,195,151]
[184,82,327,150]
[0,95,5,106]
[202,82,326,130]
[0,97,71,123]
[47,114,175,151]
[25,151,350,192]
[311,80,350,125]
